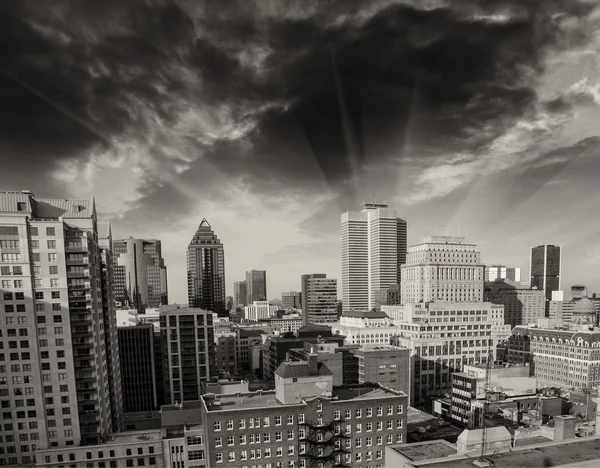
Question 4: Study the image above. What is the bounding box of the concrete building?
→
[200,357,408,468]
[159,305,215,403]
[118,324,158,412]
[98,224,124,433]
[301,273,326,322]
[354,345,411,396]
[550,286,600,325]
[113,238,168,313]
[330,310,400,346]
[233,280,247,307]
[187,219,226,316]
[282,290,302,309]
[245,269,267,304]
[401,236,484,303]
[485,279,546,327]
[530,244,562,309]
[262,313,303,333]
[0,191,123,464]
[214,332,238,376]
[484,265,521,282]
[304,276,338,325]
[244,300,278,321]
[288,341,346,386]
[342,202,408,311]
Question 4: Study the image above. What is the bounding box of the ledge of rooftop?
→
[161,400,204,412]
[202,383,407,411]
[390,440,459,462]
[391,435,600,468]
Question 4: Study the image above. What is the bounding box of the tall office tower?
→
[187,219,226,317]
[485,265,521,282]
[401,235,484,303]
[304,276,338,325]
[302,274,326,320]
[341,202,407,311]
[98,223,124,432]
[245,269,267,304]
[233,281,247,307]
[0,191,116,464]
[117,324,158,412]
[530,245,562,305]
[282,290,302,309]
[159,305,214,403]
[484,280,546,328]
[113,238,168,313]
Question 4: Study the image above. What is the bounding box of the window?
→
[377,435,382,445]
[54,327,63,335]
[215,453,223,463]
[316,402,323,412]
[2,280,11,289]
[356,408,362,418]
[288,446,294,456]
[3,293,12,300]
[50,279,59,287]
[264,433,270,443]
[387,420,393,430]
[275,416,281,426]
[387,434,393,444]
[345,409,351,419]
[387,406,394,415]
[287,415,293,425]
[228,452,235,462]
[32,253,40,262]
[226,419,233,430]
[46,227,55,236]
[377,421,383,431]
[239,435,246,445]
[227,436,234,446]
[47,240,56,249]
[397,405,403,414]
[366,408,373,417]
[49,266,58,275]
[214,437,222,448]
[35,304,45,313]
[287,430,294,440]
[356,423,362,433]
[48,253,58,262]
[1,254,21,262]
[53,315,62,323]
[298,414,305,424]
[334,411,341,420]
[30,227,38,236]
[214,421,221,431]
[12,267,22,276]
[239,419,246,429]
[275,431,282,442]
[366,423,372,432]
[51,291,60,299]
[397,419,403,429]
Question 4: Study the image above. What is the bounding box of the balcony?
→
[67,270,89,278]
[71,329,92,337]
[68,283,91,290]
[65,244,86,253]
[73,340,93,349]
[66,258,89,265]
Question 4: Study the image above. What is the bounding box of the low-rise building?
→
[200,356,408,468]
[244,300,279,321]
[484,280,546,327]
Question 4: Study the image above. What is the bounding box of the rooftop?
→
[343,310,389,319]
[275,361,333,379]
[420,436,600,468]
[203,384,406,412]
[391,441,457,462]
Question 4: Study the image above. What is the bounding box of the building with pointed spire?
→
[187,218,226,316]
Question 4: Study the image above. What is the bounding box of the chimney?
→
[307,354,318,376]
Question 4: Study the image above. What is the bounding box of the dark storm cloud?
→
[0,0,597,212]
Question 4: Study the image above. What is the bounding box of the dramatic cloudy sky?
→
[2,0,600,302]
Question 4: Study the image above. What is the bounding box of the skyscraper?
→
[117,324,158,412]
[159,305,214,403]
[304,276,338,325]
[113,238,168,312]
[282,290,302,309]
[245,269,266,304]
[233,280,247,307]
[187,218,226,317]
[530,244,562,305]
[301,274,326,320]
[341,202,407,311]
[0,191,119,464]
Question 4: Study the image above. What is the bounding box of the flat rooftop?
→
[162,400,203,411]
[392,441,456,461]
[422,436,600,468]
[205,385,406,411]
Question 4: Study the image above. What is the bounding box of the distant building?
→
[159,305,215,403]
[113,237,168,313]
[187,218,226,316]
[341,203,408,311]
[262,313,303,333]
[301,273,326,321]
[233,280,247,307]
[245,269,267,303]
[281,290,302,309]
[118,324,158,412]
[530,244,561,310]
[226,295,233,311]
[214,332,238,376]
[549,286,600,325]
[484,265,521,282]
[485,280,546,327]
[244,300,278,321]
[304,276,338,325]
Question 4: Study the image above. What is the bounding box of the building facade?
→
[0,191,122,465]
[485,280,546,327]
[301,274,326,323]
[244,300,279,321]
[304,276,338,325]
[530,244,561,306]
[159,305,215,403]
[112,238,168,313]
[118,324,158,412]
[282,291,302,309]
[245,270,267,304]
[341,203,407,312]
[200,358,408,468]
[484,265,521,282]
[187,219,226,316]
[233,281,247,307]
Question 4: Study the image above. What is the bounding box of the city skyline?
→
[2,1,600,302]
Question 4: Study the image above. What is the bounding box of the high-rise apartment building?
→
[301,273,326,320]
[233,281,247,307]
[341,202,407,311]
[304,276,338,325]
[401,236,484,303]
[0,191,120,464]
[530,245,561,305]
[98,223,124,433]
[118,324,158,412]
[484,265,521,282]
[245,270,266,304]
[281,290,301,309]
[187,219,226,317]
[113,238,168,313]
[159,305,214,403]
